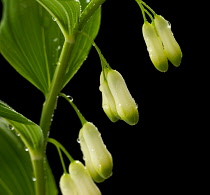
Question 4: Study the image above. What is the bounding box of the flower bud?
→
[99,71,120,122]
[107,69,139,125]
[59,173,77,195]
[142,21,168,72]
[69,161,101,195]
[154,15,182,67]
[79,122,113,183]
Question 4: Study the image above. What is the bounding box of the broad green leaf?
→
[8,120,44,156]
[0,100,33,125]
[0,0,64,95]
[0,117,35,195]
[0,100,44,156]
[35,0,101,88]
[36,0,81,41]
[0,118,58,195]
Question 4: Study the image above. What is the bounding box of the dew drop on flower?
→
[167,21,171,28]
[77,138,80,143]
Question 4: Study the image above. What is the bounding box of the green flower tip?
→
[100,69,139,125]
[79,122,113,183]
[142,15,182,71]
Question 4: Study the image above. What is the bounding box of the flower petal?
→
[154,15,182,67]
[107,70,139,125]
[142,21,168,72]
[69,161,101,195]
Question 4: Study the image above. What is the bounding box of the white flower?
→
[154,15,182,67]
[99,71,120,122]
[106,69,139,125]
[79,122,113,183]
[59,173,77,195]
[69,161,101,195]
[142,21,168,72]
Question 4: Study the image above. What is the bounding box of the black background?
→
[0,0,205,194]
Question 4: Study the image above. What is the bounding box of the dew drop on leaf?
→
[32,177,36,182]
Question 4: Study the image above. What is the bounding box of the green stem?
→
[79,0,107,30]
[60,93,87,126]
[48,138,74,163]
[31,155,45,195]
[39,40,75,139]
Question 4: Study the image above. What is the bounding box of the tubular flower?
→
[154,15,182,67]
[59,173,78,195]
[106,69,139,125]
[79,122,113,183]
[99,71,120,122]
[69,161,101,195]
[142,21,168,72]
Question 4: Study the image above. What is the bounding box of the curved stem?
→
[48,138,74,163]
[60,93,87,126]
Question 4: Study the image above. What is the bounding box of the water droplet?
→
[57,62,61,66]
[52,17,57,21]
[16,132,20,136]
[56,45,61,51]
[167,21,171,28]
[8,124,14,130]
[24,147,29,152]
[77,138,80,143]
[32,177,36,182]
[53,38,58,42]
[68,96,73,102]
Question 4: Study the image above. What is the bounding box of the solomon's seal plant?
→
[0,0,183,194]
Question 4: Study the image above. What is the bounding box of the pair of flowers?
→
[60,122,113,195]
[99,68,139,125]
[142,15,182,72]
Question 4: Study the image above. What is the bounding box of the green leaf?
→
[36,0,81,41]
[0,0,64,95]
[63,5,101,87]
[0,100,33,125]
[0,117,35,195]
[0,100,44,155]
[0,118,58,195]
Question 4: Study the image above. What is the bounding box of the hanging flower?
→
[142,21,168,72]
[99,71,120,122]
[79,122,113,183]
[69,160,102,195]
[154,15,182,67]
[60,173,78,195]
[106,69,139,125]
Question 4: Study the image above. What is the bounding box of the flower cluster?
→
[60,161,101,195]
[99,68,139,125]
[60,121,113,194]
[136,0,182,72]
[142,15,182,72]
